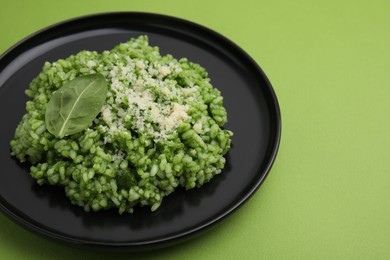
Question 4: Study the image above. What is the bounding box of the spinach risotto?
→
[10,36,233,214]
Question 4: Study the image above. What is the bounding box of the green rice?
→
[10,36,233,214]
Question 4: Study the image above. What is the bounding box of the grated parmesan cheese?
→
[101,106,113,123]
[159,66,171,77]
[181,86,199,96]
[158,103,188,132]
[135,60,145,69]
[101,52,197,140]
[87,60,96,68]
[193,121,203,133]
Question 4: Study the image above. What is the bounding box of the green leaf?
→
[45,74,108,138]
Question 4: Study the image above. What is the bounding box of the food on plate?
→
[10,36,233,213]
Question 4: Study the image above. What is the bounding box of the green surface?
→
[1,0,390,259]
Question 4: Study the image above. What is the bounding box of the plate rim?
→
[0,11,282,250]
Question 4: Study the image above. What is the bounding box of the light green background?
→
[1,0,390,259]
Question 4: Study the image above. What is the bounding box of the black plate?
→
[0,12,281,251]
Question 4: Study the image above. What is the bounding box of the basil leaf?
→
[45,74,108,138]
